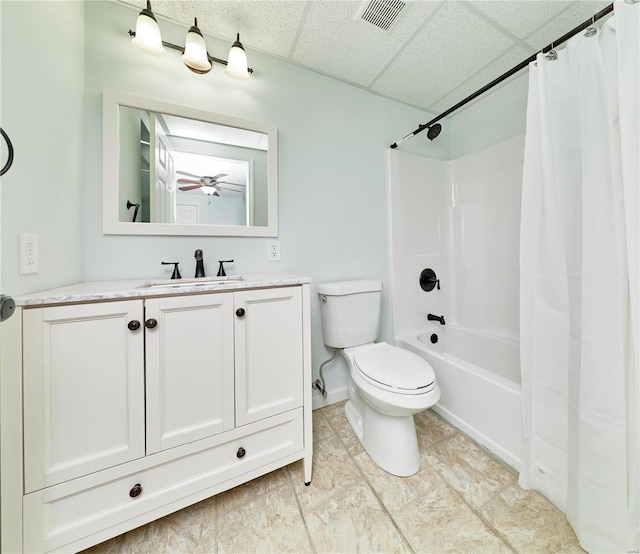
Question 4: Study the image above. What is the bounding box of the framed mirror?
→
[103,90,278,236]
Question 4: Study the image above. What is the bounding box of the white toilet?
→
[318,280,440,477]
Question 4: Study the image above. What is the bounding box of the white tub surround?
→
[397,328,522,470]
[2,274,312,553]
[388,134,525,473]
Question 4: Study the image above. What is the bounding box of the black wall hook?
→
[0,128,15,176]
[126,200,140,222]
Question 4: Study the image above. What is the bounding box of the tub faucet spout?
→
[427,313,446,325]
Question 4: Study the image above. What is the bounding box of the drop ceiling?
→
[120,0,611,116]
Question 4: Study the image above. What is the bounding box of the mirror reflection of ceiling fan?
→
[176,171,245,196]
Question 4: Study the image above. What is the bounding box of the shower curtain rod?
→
[389,2,615,149]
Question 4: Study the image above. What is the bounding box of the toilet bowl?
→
[340,342,440,476]
[317,279,441,476]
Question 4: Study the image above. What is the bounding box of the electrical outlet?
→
[19,233,39,275]
[267,240,280,261]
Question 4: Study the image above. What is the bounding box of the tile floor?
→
[84,402,583,554]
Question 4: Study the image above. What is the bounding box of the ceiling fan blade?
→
[177,178,202,185]
[218,185,244,192]
[178,184,203,191]
[211,173,228,180]
[216,181,245,188]
[176,170,201,178]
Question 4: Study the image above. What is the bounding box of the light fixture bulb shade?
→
[225,34,250,80]
[202,187,219,196]
[131,3,165,56]
[181,19,212,73]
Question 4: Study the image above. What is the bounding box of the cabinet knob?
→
[235,308,245,317]
[236,447,246,459]
[145,318,158,329]
[129,483,143,498]
[128,320,141,331]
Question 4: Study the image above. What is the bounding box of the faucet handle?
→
[217,259,234,277]
[161,261,182,280]
[420,268,440,292]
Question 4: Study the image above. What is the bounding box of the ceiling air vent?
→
[356,0,407,33]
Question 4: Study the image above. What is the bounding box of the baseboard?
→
[312,385,348,411]
[432,404,521,472]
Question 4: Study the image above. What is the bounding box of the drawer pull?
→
[127,320,141,331]
[236,447,246,459]
[129,483,143,498]
[145,318,158,329]
[235,308,245,317]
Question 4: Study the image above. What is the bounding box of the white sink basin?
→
[140,276,245,289]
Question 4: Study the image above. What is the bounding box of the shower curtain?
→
[519,2,639,552]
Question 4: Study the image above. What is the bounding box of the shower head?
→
[427,124,442,141]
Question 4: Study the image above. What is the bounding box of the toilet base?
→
[344,399,421,477]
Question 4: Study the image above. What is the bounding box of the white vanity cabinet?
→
[144,287,304,452]
[144,292,236,453]
[23,300,146,493]
[7,277,312,554]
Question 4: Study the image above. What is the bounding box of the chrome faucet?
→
[194,249,205,278]
[427,313,446,325]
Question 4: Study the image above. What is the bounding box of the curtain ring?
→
[0,128,14,176]
[584,16,597,37]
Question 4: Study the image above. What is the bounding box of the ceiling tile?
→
[121,0,180,23]
[468,1,569,39]
[427,44,532,113]
[372,2,515,110]
[174,1,310,58]
[524,1,611,50]
[291,0,440,87]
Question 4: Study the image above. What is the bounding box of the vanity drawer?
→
[23,409,303,553]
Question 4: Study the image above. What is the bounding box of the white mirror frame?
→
[102,90,278,237]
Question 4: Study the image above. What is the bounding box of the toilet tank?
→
[318,280,382,348]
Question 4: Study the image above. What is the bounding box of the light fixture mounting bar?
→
[127,30,254,74]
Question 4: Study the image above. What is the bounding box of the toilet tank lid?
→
[318,280,382,296]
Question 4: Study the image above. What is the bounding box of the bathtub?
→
[396,327,522,470]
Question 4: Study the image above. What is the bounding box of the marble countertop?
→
[15,273,311,307]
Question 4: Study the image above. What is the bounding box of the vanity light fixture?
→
[128,1,253,78]
[224,34,250,80]
[182,18,212,74]
[131,1,166,56]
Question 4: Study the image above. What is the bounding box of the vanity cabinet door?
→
[145,293,235,453]
[235,286,303,426]
[22,300,146,493]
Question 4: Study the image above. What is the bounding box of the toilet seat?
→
[353,343,436,395]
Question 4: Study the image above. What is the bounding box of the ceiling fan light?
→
[181,18,212,73]
[202,187,218,196]
[224,33,250,80]
[131,0,166,56]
